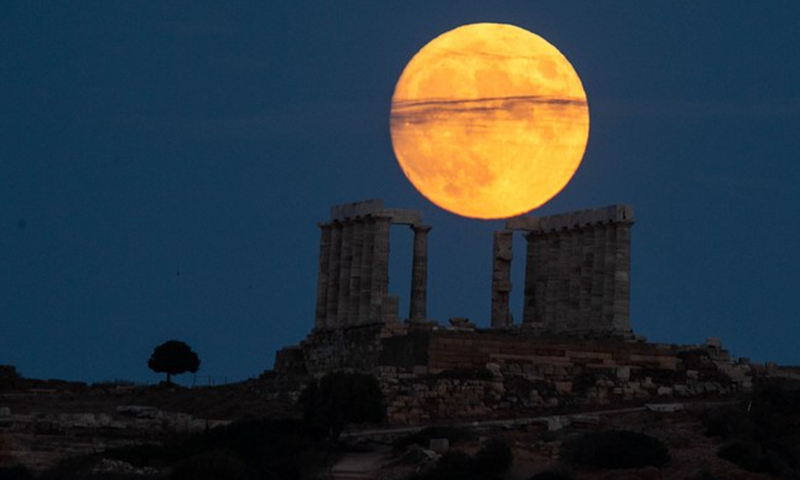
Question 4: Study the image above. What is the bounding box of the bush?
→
[562,430,670,469]
[472,437,513,474]
[527,469,575,480]
[299,371,385,442]
[704,379,800,476]
[100,418,314,480]
[702,408,755,438]
[0,465,33,480]
[412,450,477,480]
[411,437,513,480]
[169,451,248,480]
[718,438,767,473]
[688,468,719,480]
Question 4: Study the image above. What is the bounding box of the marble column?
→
[534,232,548,328]
[370,215,391,322]
[590,222,606,324]
[601,224,616,326]
[612,223,632,332]
[578,226,595,331]
[348,219,364,324]
[543,233,560,331]
[314,223,332,329]
[409,224,431,322]
[490,230,513,328]
[555,230,572,331]
[325,222,343,327]
[336,221,354,325]
[521,232,539,328]
[359,217,375,323]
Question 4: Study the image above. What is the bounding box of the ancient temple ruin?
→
[313,200,633,337]
[271,199,754,424]
[313,199,431,329]
[277,200,638,373]
[491,205,634,337]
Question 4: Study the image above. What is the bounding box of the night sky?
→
[2,2,799,384]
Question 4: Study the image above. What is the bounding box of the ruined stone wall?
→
[424,331,677,373]
[374,331,753,425]
[299,322,407,375]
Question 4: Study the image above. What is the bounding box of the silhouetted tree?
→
[299,371,385,442]
[148,340,200,384]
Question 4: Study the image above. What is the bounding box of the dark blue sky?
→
[2,2,799,384]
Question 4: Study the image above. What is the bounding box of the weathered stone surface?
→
[508,205,635,337]
[491,231,513,329]
[428,438,449,452]
[409,225,431,322]
[316,200,429,330]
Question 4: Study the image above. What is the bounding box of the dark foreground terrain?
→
[1,374,799,480]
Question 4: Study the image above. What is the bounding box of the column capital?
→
[411,224,432,233]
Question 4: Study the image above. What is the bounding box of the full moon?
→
[390,23,589,219]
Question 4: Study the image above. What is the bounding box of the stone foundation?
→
[371,330,753,424]
[277,327,754,425]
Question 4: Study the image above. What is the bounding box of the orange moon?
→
[390,23,589,219]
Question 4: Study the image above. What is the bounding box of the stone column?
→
[612,223,632,333]
[337,221,354,326]
[601,224,616,327]
[314,223,332,329]
[349,219,364,324]
[522,232,539,329]
[543,233,559,331]
[565,229,582,331]
[359,217,375,323]
[534,232,548,328]
[490,230,513,328]
[578,225,595,330]
[325,222,343,327]
[555,230,572,332]
[370,214,391,322]
[409,224,431,322]
[590,223,606,324]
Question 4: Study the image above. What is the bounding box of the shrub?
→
[688,468,719,480]
[299,371,385,442]
[169,451,247,480]
[562,430,670,469]
[473,436,513,474]
[705,379,800,476]
[0,465,33,480]
[527,469,575,480]
[718,438,766,473]
[100,418,314,480]
[411,437,513,480]
[702,408,755,438]
[412,450,476,480]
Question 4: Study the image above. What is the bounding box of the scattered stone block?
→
[656,386,672,396]
[645,403,683,412]
[545,415,569,431]
[429,438,449,453]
